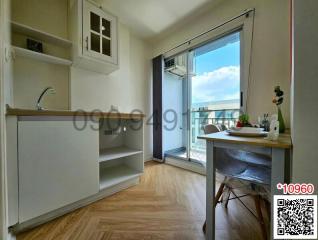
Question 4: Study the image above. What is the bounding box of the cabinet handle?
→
[85,36,89,51]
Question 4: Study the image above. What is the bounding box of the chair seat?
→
[235,165,271,185]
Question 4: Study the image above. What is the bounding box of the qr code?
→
[274,195,317,239]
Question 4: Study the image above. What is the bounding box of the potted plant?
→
[272,86,285,133]
[236,113,252,127]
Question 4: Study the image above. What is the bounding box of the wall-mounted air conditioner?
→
[164,55,187,77]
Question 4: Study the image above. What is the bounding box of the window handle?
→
[240,91,243,107]
[85,36,89,51]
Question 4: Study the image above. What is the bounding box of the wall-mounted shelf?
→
[11,21,72,48]
[12,46,72,66]
[99,147,142,163]
[99,165,141,190]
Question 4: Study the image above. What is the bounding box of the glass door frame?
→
[186,49,193,163]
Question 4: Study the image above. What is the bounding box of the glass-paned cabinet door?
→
[83,0,118,64]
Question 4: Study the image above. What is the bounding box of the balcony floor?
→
[165,148,206,164]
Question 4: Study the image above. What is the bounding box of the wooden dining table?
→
[198,131,292,240]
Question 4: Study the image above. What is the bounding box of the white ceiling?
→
[98,0,219,40]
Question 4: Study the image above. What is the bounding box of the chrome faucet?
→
[36,87,56,110]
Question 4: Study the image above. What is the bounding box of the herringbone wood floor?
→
[17,161,265,240]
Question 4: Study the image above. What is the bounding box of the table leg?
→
[271,148,286,240]
[206,141,215,240]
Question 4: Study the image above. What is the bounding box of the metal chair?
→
[202,124,271,240]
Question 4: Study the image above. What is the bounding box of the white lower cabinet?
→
[18,120,99,222]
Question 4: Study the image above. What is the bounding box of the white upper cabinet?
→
[83,1,117,64]
[69,0,119,74]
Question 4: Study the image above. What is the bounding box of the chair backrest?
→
[219,124,228,131]
[203,124,221,134]
[203,125,270,186]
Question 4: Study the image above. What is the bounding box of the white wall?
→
[70,23,153,160]
[13,58,70,110]
[153,0,291,126]
[3,0,12,106]
[11,0,69,110]
[1,0,13,237]
[291,0,318,187]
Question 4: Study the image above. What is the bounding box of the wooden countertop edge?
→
[198,133,292,149]
[6,107,145,119]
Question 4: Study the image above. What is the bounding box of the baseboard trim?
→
[144,158,153,162]
[144,153,154,162]
[165,157,206,175]
[7,232,16,240]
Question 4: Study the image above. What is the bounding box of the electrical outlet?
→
[104,129,121,135]
[111,105,118,111]
[104,130,113,135]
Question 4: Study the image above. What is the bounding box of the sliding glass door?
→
[190,31,241,164]
[163,31,241,164]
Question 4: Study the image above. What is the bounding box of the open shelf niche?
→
[11,21,72,66]
[12,46,72,66]
[99,147,142,162]
[11,21,72,48]
[99,118,144,190]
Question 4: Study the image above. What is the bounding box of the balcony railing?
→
[193,117,238,129]
[190,109,239,151]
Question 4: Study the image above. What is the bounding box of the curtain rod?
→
[163,8,255,55]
